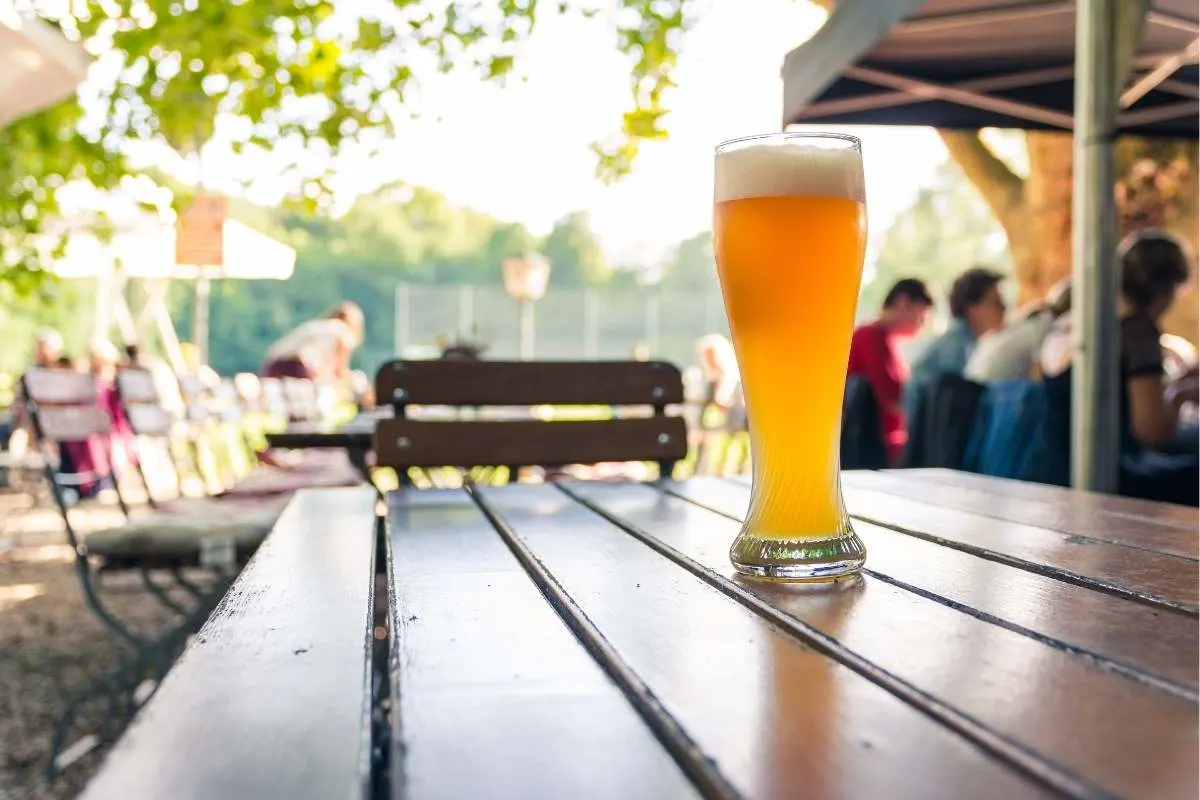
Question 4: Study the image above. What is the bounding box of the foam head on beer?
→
[714,138,864,204]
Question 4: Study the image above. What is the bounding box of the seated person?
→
[907,267,1006,417]
[847,278,932,463]
[966,278,1071,383]
[1040,229,1198,505]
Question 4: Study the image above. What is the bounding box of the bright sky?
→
[145,0,951,267]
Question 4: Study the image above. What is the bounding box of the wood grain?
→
[474,483,1050,800]
[565,481,1199,800]
[386,489,700,800]
[35,406,111,441]
[844,470,1198,559]
[901,468,1199,529]
[668,478,1198,697]
[22,368,97,404]
[375,359,684,407]
[839,484,1199,614]
[373,417,687,470]
[116,369,160,405]
[81,488,379,800]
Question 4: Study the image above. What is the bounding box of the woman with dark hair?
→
[1041,229,1197,505]
[262,302,365,381]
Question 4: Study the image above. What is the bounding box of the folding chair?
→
[21,368,278,778]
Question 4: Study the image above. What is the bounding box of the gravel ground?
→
[0,498,199,800]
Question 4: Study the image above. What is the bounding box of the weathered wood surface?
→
[88,472,1198,800]
[844,470,1199,559]
[81,488,379,800]
[387,490,701,799]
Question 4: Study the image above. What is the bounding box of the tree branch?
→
[939,129,1025,229]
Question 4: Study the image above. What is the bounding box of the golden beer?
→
[713,134,867,579]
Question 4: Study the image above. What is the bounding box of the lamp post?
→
[502,253,550,361]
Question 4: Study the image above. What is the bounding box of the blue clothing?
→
[905,319,977,422]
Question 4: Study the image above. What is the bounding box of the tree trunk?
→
[943,130,1198,342]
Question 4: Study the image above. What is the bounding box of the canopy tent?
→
[0,8,90,128]
[783,0,1197,135]
[47,208,295,373]
[780,0,1199,493]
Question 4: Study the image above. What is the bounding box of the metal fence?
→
[393,284,730,367]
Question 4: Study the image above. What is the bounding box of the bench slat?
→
[566,480,1199,800]
[376,359,684,407]
[475,483,1048,800]
[668,478,1198,696]
[387,490,700,800]
[900,468,1199,528]
[836,484,1199,614]
[845,470,1199,558]
[81,488,378,800]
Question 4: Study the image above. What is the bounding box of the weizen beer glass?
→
[713,133,867,580]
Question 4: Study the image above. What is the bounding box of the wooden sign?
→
[175,193,226,268]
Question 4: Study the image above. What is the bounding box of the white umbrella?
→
[0,7,90,128]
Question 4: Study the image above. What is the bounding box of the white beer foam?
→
[715,139,864,203]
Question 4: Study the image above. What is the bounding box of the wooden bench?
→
[80,487,380,799]
[373,359,688,483]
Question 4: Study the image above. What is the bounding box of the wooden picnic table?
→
[82,470,1198,800]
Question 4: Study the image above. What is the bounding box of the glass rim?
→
[715,132,861,153]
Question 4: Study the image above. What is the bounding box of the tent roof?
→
[783,0,1198,136]
[0,10,90,128]
[49,216,296,281]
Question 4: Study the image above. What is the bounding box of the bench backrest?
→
[372,360,688,479]
[21,369,109,442]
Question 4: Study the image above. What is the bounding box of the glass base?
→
[729,527,866,581]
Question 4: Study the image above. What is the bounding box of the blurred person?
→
[262,301,365,383]
[1041,229,1197,505]
[695,334,741,418]
[847,278,933,463]
[33,328,64,368]
[966,278,1071,383]
[89,338,121,385]
[907,267,1006,413]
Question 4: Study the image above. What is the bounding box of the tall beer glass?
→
[713,133,867,580]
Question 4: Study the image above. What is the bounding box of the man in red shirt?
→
[847,279,933,463]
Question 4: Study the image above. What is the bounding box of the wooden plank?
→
[373,417,687,469]
[899,468,1199,529]
[838,484,1199,615]
[845,470,1198,559]
[473,483,1050,800]
[116,369,160,404]
[666,478,1198,697]
[386,489,700,800]
[81,488,378,800]
[565,481,1199,800]
[36,406,111,441]
[22,368,97,404]
[375,359,684,407]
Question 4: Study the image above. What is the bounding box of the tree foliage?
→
[4,0,696,289]
[862,158,1012,320]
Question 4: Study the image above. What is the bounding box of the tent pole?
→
[1071,0,1121,493]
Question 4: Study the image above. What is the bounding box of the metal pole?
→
[645,288,661,355]
[192,277,211,366]
[583,289,599,359]
[394,284,410,357]
[458,284,474,340]
[518,299,535,360]
[1071,0,1121,492]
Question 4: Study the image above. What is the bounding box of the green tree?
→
[661,232,717,290]
[860,159,1011,320]
[544,212,610,287]
[5,1,692,290]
